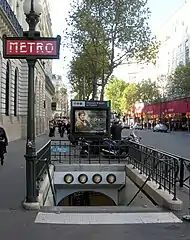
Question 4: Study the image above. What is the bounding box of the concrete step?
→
[35,209,182,225]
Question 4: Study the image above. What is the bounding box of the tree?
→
[65,0,159,99]
[136,79,160,104]
[68,54,93,100]
[68,42,110,100]
[169,62,190,97]
[105,77,128,113]
[120,84,139,113]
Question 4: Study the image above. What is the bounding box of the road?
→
[122,129,190,159]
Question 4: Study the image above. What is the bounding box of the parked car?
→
[122,122,130,129]
[153,123,168,133]
[133,123,143,130]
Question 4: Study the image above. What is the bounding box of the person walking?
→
[0,126,8,165]
[49,121,54,137]
[111,118,122,141]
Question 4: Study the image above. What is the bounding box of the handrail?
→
[133,142,190,189]
[37,140,51,155]
[127,141,190,188]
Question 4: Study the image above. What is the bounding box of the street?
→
[122,129,190,159]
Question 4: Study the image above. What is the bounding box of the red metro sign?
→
[3,35,61,59]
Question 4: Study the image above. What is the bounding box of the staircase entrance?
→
[58,191,116,206]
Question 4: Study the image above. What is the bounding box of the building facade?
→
[113,60,156,84]
[0,0,55,141]
[52,74,68,118]
[155,0,190,95]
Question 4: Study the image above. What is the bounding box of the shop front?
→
[142,98,190,131]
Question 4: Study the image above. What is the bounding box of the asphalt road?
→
[122,129,190,159]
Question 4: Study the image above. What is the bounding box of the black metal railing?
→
[0,0,23,35]
[36,140,51,183]
[37,139,180,201]
[141,145,190,189]
[127,141,179,200]
[154,149,190,189]
[178,157,190,188]
[51,139,130,164]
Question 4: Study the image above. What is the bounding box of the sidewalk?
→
[0,134,50,210]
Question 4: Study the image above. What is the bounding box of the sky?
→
[49,0,185,84]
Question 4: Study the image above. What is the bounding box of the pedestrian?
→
[0,126,8,165]
[60,121,66,138]
[111,118,122,141]
[49,121,54,137]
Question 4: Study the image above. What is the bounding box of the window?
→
[16,2,20,21]
[5,62,10,116]
[14,68,18,116]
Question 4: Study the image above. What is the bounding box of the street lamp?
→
[23,0,43,203]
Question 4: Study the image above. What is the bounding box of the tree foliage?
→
[65,0,159,99]
[169,62,190,97]
[105,77,161,113]
[105,77,128,113]
[68,41,110,100]
[136,79,160,104]
[120,84,139,113]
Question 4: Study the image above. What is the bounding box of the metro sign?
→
[3,35,61,59]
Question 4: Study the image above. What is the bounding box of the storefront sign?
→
[3,35,61,59]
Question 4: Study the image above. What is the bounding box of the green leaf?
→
[136,79,160,104]
[64,0,159,98]
[120,84,139,113]
[169,62,190,97]
[105,77,128,113]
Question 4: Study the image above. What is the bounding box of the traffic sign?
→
[51,146,68,153]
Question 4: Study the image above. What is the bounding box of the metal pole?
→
[182,165,190,221]
[25,59,37,202]
[187,101,189,132]
[23,0,41,204]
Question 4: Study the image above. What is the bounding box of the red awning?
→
[142,98,190,115]
[164,99,189,114]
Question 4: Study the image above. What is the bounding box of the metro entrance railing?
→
[34,139,190,202]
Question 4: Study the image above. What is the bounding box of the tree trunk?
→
[100,70,105,101]
[92,70,98,100]
[100,85,105,100]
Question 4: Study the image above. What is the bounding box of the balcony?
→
[0,0,23,36]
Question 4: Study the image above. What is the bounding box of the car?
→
[122,122,130,129]
[153,123,168,133]
[133,123,143,130]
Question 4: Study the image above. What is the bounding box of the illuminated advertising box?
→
[70,100,111,139]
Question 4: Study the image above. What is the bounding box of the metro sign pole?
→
[3,0,61,208]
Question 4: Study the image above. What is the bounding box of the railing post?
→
[179,158,184,188]
[172,158,178,200]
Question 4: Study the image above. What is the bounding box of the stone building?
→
[52,74,68,118]
[0,0,55,141]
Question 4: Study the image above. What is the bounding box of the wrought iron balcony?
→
[0,0,23,36]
